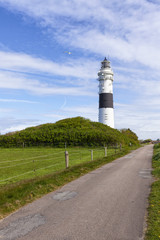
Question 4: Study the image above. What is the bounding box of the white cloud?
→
[0,51,97,79]
[0,108,13,113]
[0,0,160,139]
[1,0,160,71]
[45,105,98,124]
[0,117,41,134]
[0,0,116,24]
[1,124,33,134]
[115,102,160,139]
[45,113,67,119]
[0,50,100,96]
[0,98,38,103]
[64,105,98,117]
[0,71,96,96]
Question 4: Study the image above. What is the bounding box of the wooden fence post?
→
[104,146,107,157]
[65,151,69,168]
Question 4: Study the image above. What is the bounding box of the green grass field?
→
[0,146,129,219]
[0,146,118,186]
[145,144,160,240]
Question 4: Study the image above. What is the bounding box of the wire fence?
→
[0,145,123,186]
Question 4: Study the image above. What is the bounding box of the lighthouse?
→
[98,57,114,128]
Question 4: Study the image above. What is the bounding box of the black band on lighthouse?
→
[99,93,113,108]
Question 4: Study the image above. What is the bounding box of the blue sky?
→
[0,0,160,140]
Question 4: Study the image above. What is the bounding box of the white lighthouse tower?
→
[98,57,114,128]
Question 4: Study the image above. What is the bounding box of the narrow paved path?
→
[0,145,153,240]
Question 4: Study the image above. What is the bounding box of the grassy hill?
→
[0,117,139,147]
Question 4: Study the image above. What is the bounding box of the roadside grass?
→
[0,147,118,186]
[145,145,160,240]
[0,146,133,219]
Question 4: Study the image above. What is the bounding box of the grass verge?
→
[0,147,136,219]
[0,147,119,185]
[145,144,160,240]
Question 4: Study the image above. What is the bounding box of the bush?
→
[0,117,139,148]
[154,143,160,149]
[153,152,160,161]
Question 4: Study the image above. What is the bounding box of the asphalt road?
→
[0,145,153,240]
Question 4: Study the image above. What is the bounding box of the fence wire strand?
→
[0,146,121,185]
[0,151,65,164]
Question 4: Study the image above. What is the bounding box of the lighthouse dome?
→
[98,58,113,79]
[98,57,114,76]
[101,57,111,68]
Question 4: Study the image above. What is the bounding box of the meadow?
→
[0,146,118,186]
[145,144,160,240]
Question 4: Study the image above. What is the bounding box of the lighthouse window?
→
[105,114,108,120]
